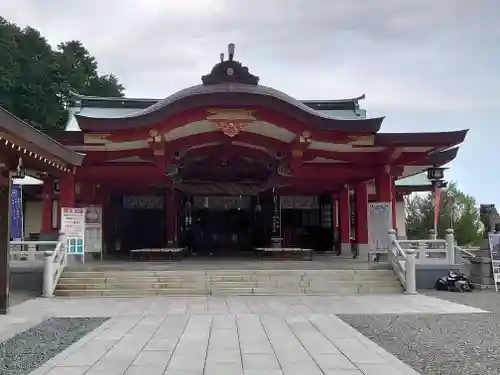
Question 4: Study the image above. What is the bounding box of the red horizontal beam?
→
[303,149,385,164]
[79,163,380,178]
[293,164,379,178]
[76,163,382,190]
[81,143,439,171]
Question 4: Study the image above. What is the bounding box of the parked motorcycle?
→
[434,271,473,292]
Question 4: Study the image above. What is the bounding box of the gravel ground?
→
[339,290,500,375]
[0,317,109,375]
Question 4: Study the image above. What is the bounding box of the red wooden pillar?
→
[41,178,53,234]
[355,181,369,259]
[339,186,351,254]
[375,169,394,228]
[165,189,177,246]
[59,173,76,209]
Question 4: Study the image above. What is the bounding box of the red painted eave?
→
[0,108,84,166]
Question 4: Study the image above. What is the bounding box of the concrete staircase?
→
[54,269,403,297]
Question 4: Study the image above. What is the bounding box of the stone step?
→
[57,279,399,290]
[55,286,402,297]
[56,269,403,297]
[54,289,209,297]
[60,270,397,282]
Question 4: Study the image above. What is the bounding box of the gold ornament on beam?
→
[206,108,256,137]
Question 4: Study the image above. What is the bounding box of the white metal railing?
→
[388,229,417,294]
[42,234,67,297]
[10,240,60,262]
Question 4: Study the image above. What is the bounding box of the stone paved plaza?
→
[0,295,486,375]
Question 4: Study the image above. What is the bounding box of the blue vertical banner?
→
[10,184,23,240]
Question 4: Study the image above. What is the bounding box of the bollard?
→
[404,249,417,294]
[43,251,54,297]
[445,228,455,265]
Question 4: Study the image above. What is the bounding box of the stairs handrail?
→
[43,233,67,297]
[388,229,417,294]
[455,244,477,259]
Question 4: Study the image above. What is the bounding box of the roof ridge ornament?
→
[202,43,259,86]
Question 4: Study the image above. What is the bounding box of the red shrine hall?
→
[43,44,467,259]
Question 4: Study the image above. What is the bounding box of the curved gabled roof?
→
[75,82,384,132]
[69,91,366,111]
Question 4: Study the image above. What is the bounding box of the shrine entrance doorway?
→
[188,195,268,256]
[115,193,166,253]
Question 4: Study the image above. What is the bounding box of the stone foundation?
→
[415,264,461,289]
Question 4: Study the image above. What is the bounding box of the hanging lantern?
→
[426,166,446,181]
[13,157,25,179]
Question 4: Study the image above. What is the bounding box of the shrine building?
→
[25,44,467,259]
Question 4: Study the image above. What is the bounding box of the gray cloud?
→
[1,0,499,204]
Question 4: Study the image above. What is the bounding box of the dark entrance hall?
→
[109,193,167,253]
[189,209,253,256]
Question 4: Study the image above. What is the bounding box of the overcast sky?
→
[2,0,499,206]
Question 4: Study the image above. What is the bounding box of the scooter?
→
[435,271,473,292]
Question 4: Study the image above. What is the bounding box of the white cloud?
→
[1,0,499,204]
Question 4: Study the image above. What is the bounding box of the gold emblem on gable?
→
[206,109,257,137]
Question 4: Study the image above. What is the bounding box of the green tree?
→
[0,19,65,129]
[56,41,124,107]
[0,18,124,131]
[405,181,482,245]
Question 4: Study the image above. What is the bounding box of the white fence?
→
[388,228,460,294]
[10,234,67,297]
[397,229,456,265]
[10,240,59,262]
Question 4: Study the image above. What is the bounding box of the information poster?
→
[84,205,103,257]
[61,207,85,259]
[368,202,392,253]
[488,233,500,292]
